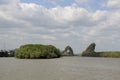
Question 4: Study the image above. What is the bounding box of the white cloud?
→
[44,0,64,5]
[106,0,120,8]
[75,0,89,3]
[0,0,120,52]
[0,0,20,4]
[41,35,57,40]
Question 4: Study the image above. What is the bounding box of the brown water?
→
[0,57,120,80]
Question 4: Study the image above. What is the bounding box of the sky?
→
[0,0,120,53]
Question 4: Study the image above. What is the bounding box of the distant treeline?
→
[0,49,16,57]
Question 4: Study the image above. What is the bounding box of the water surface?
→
[0,57,120,80]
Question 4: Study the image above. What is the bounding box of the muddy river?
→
[0,57,120,80]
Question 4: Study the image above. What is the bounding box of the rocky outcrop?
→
[82,43,96,56]
[63,46,74,56]
[85,43,96,53]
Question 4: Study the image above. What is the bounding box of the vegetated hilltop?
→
[15,44,61,59]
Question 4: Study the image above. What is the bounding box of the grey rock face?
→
[85,43,96,53]
[63,46,74,56]
[82,43,96,56]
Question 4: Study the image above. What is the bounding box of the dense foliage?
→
[15,44,61,59]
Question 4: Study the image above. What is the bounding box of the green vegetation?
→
[81,51,120,58]
[97,52,120,58]
[15,44,61,59]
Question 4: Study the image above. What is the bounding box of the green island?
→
[15,44,61,59]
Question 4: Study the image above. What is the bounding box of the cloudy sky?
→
[0,0,120,53]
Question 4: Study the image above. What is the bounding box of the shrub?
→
[15,44,61,59]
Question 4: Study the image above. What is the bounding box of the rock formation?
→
[63,46,74,56]
[82,43,96,56]
[85,43,96,53]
